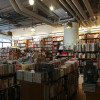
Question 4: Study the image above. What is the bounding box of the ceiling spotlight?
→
[66,22,72,29]
[50,6,54,11]
[29,0,34,6]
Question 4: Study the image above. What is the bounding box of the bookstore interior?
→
[0,0,100,100]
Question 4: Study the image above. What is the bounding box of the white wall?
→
[12,24,64,37]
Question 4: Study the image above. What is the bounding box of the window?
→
[0,43,2,48]
[3,43,11,48]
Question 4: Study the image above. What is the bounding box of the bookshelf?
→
[27,38,42,51]
[56,50,74,59]
[52,36,64,58]
[13,36,75,60]
[74,33,100,73]
[43,37,53,60]
[14,40,28,49]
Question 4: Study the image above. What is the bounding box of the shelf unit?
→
[13,35,75,60]
[74,33,100,73]
[27,38,42,51]
[0,73,20,100]
[20,69,78,100]
[52,36,64,58]
[14,40,28,49]
[43,37,53,60]
[56,50,74,59]
[79,33,100,43]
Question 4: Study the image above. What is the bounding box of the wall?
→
[12,24,64,37]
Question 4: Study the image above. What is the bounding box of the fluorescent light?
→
[50,6,54,11]
[29,0,34,5]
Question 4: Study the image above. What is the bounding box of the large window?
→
[3,43,11,48]
[0,34,12,48]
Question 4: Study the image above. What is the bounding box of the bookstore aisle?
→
[0,0,100,100]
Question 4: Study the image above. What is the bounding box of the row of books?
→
[45,42,52,45]
[53,37,63,41]
[0,77,14,89]
[44,38,52,41]
[75,53,97,59]
[79,34,100,39]
[17,58,78,83]
[73,43,98,52]
[97,53,100,69]
[50,78,64,98]
[0,64,16,76]
[45,45,52,48]
[0,85,20,100]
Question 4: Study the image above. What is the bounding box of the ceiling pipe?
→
[65,0,87,27]
[9,0,35,20]
[82,0,96,22]
[10,0,57,26]
[71,0,88,21]
[59,0,85,27]
[66,0,84,21]
[15,0,56,26]
[35,1,59,20]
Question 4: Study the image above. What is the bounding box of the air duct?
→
[59,0,85,27]
[71,0,88,21]
[82,0,96,22]
[9,0,35,20]
[15,0,56,26]
[66,0,84,21]
[9,0,57,26]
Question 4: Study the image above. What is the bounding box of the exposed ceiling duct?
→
[59,0,85,27]
[82,0,96,22]
[9,0,35,21]
[71,0,88,21]
[9,0,57,26]
[66,0,84,21]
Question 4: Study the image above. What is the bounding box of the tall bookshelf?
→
[43,37,53,60]
[52,36,64,58]
[14,40,28,49]
[27,38,42,51]
[13,35,75,60]
[74,33,100,73]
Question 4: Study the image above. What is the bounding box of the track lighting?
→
[29,0,34,6]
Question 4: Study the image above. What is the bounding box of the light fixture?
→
[31,19,35,33]
[50,6,54,11]
[29,0,34,6]
[66,22,72,29]
[31,28,35,32]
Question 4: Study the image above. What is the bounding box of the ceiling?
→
[0,0,100,32]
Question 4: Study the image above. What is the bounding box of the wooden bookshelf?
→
[74,33,100,73]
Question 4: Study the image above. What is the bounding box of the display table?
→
[84,87,100,100]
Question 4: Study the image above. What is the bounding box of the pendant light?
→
[29,0,35,6]
[8,22,12,36]
[31,19,35,33]
[66,22,72,29]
